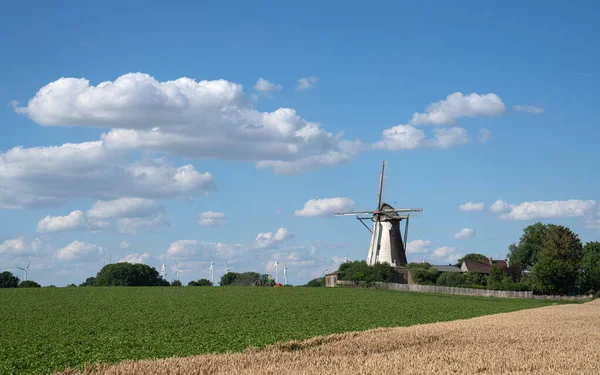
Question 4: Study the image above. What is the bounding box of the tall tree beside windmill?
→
[335,161,423,267]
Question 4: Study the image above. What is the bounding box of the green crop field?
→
[0,287,562,375]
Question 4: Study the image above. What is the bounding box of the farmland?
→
[1,287,564,375]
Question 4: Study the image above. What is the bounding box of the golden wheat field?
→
[59,298,600,375]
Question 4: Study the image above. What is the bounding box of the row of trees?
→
[408,223,600,296]
[0,272,41,288]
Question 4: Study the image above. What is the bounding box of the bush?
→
[305,277,324,287]
[0,271,19,288]
[406,263,439,284]
[95,262,168,287]
[18,280,41,288]
[220,272,260,286]
[188,279,212,286]
[596,290,600,299]
[171,280,183,286]
[338,261,394,283]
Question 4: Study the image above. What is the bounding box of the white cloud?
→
[15,73,357,175]
[116,214,169,234]
[87,198,163,219]
[167,240,247,261]
[254,227,295,249]
[120,241,130,249]
[0,237,42,256]
[36,210,86,233]
[296,76,318,91]
[254,78,282,93]
[478,128,492,144]
[458,201,485,212]
[0,141,214,209]
[432,246,462,264]
[410,92,505,126]
[406,240,432,254]
[499,200,596,220]
[55,240,104,261]
[513,104,544,114]
[489,199,512,213]
[428,127,469,148]
[374,125,426,150]
[454,228,475,239]
[197,211,227,226]
[295,197,354,217]
[118,253,150,264]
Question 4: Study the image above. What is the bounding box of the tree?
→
[79,277,96,287]
[529,225,582,295]
[578,242,600,294]
[337,261,394,283]
[406,262,439,284]
[219,272,260,286]
[436,272,466,287]
[19,280,41,288]
[95,262,168,286]
[456,254,488,267]
[487,266,507,290]
[188,278,212,286]
[507,222,551,271]
[0,271,19,288]
[67,284,77,287]
[305,277,324,287]
[171,280,183,286]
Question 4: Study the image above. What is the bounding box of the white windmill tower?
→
[172,261,183,282]
[17,262,31,281]
[160,254,167,280]
[335,161,423,267]
[209,261,215,285]
[283,264,288,285]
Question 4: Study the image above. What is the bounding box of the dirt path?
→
[60,299,600,375]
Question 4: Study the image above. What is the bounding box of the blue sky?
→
[1,1,599,286]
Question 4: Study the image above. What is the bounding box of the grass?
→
[0,286,565,375]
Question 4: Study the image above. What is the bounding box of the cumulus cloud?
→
[429,127,469,148]
[458,201,485,212]
[513,105,544,114]
[432,246,462,264]
[0,141,214,209]
[55,240,104,261]
[489,199,512,213]
[410,92,505,126]
[0,237,42,256]
[120,241,130,249]
[36,210,86,233]
[478,128,492,144]
[374,125,426,150]
[406,240,432,254]
[254,78,282,93]
[116,214,169,234]
[197,211,227,226]
[295,197,355,217]
[498,200,596,220]
[296,76,318,91]
[118,253,150,264]
[454,228,475,239]
[87,198,163,219]
[14,73,357,174]
[254,227,295,249]
[167,240,248,261]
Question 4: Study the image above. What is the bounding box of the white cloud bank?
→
[295,197,355,217]
[55,240,104,261]
[0,237,42,256]
[454,228,475,239]
[406,240,432,254]
[36,210,86,233]
[254,227,295,249]
[498,200,596,220]
[197,211,227,226]
[14,73,359,175]
[87,198,163,219]
[118,253,150,264]
[459,201,485,212]
[410,92,505,126]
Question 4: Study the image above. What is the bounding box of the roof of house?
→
[433,265,462,273]
[462,259,508,274]
[324,271,340,277]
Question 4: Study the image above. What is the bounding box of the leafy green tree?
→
[406,262,439,284]
[338,261,394,283]
[529,225,582,295]
[219,272,260,286]
[305,277,324,287]
[487,266,507,290]
[19,280,41,288]
[463,271,486,287]
[456,254,489,267]
[95,262,167,286]
[578,242,600,294]
[66,284,77,287]
[188,278,212,286]
[436,272,466,287]
[79,277,96,287]
[171,280,183,286]
[507,222,551,271]
[0,271,19,288]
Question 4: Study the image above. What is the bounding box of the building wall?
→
[325,274,338,287]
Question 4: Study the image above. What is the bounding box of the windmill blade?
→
[26,262,31,270]
[16,267,25,271]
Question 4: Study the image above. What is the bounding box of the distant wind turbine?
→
[17,262,31,281]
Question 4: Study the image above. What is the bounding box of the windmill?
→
[209,261,215,285]
[283,264,288,285]
[160,254,167,280]
[17,262,31,281]
[321,267,328,277]
[172,261,183,282]
[335,161,423,267]
[273,257,280,284]
[224,263,232,275]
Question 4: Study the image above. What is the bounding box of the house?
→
[324,271,339,287]
[461,259,508,274]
